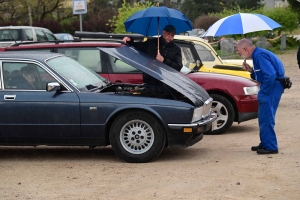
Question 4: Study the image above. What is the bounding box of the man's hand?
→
[243,60,253,73]
[156,53,164,62]
[122,37,131,44]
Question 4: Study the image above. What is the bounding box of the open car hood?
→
[98,45,210,106]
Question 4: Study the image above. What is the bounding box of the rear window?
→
[0,29,22,41]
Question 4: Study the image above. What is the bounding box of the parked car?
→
[0,26,57,47]
[174,35,252,78]
[0,49,216,163]
[0,38,258,134]
[74,32,252,78]
[54,33,74,40]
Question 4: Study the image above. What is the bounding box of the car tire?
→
[209,94,235,134]
[109,111,166,163]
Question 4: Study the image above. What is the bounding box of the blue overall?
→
[251,47,285,151]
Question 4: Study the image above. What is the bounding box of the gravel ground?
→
[0,49,299,200]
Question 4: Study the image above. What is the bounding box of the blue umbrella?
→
[203,13,282,37]
[124,6,193,37]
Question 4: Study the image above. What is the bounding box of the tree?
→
[181,0,227,21]
[235,0,262,10]
[262,7,299,35]
[107,0,155,33]
[286,0,300,21]
[0,0,22,23]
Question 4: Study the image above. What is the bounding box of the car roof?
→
[174,35,207,43]
[0,26,51,30]
[1,40,124,49]
[0,51,61,61]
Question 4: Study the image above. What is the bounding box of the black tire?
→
[109,111,166,163]
[208,94,235,134]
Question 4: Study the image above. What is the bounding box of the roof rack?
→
[10,40,66,46]
[9,38,124,47]
[74,31,149,40]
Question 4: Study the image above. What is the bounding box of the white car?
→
[0,26,57,47]
[54,33,74,40]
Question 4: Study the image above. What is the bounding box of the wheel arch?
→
[207,90,238,122]
[104,107,168,145]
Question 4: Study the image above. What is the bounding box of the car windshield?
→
[46,56,107,91]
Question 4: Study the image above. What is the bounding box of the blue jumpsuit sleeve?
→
[256,53,277,95]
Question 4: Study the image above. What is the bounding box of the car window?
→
[108,55,141,73]
[180,46,196,68]
[57,48,102,72]
[43,30,57,41]
[47,56,107,91]
[36,29,47,41]
[0,29,22,41]
[194,44,215,61]
[2,62,56,90]
[24,29,34,41]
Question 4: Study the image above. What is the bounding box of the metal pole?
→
[80,14,83,31]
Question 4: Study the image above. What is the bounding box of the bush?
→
[194,15,220,30]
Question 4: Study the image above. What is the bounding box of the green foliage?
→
[268,36,300,49]
[286,0,300,21]
[261,7,299,35]
[194,15,220,30]
[181,0,227,21]
[107,0,155,34]
[182,0,262,22]
[215,7,263,18]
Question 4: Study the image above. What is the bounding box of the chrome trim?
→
[168,111,217,129]
[0,58,74,92]
[4,95,16,100]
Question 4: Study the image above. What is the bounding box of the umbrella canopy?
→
[124,6,193,36]
[203,13,282,37]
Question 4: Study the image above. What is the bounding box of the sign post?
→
[72,0,87,31]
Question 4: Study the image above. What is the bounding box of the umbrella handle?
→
[157,18,160,55]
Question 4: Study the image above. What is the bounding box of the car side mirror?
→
[46,82,61,92]
[192,60,202,71]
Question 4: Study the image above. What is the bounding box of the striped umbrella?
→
[203,13,282,37]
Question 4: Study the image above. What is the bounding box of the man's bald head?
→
[236,38,255,59]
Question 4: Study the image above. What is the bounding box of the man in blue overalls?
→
[236,38,285,154]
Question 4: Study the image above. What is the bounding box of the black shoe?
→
[251,145,263,151]
[257,149,278,154]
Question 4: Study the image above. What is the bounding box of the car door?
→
[0,60,81,138]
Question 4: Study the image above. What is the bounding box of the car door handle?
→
[4,95,16,100]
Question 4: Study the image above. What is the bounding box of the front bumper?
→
[234,95,258,123]
[167,112,217,148]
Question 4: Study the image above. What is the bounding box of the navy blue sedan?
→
[0,49,216,163]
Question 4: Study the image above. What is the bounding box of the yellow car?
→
[174,35,252,78]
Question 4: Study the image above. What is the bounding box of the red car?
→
[0,40,258,134]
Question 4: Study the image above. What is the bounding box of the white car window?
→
[195,44,215,61]
[24,29,34,41]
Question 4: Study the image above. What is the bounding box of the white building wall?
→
[260,0,288,8]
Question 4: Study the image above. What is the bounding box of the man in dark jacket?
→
[123,25,182,85]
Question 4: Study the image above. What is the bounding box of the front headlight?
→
[243,85,260,95]
[192,98,213,122]
[192,107,203,122]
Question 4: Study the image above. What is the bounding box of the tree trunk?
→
[26,0,32,26]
